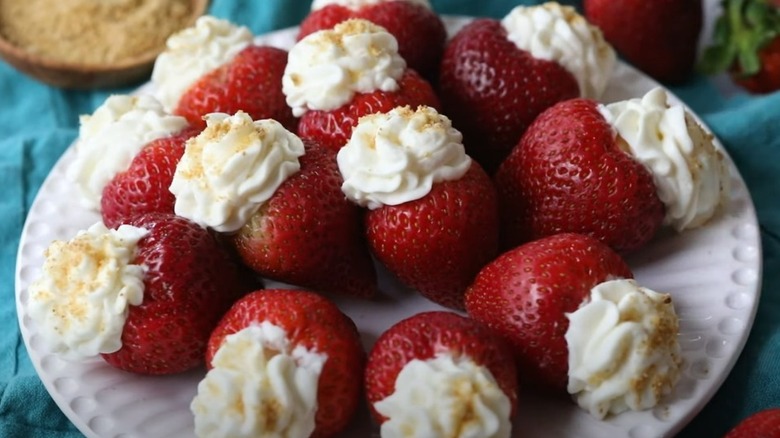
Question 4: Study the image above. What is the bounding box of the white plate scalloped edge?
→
[14,17,762,438]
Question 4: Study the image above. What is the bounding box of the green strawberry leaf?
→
[746,1,767,26]
[699,0,780,76]
[737,39,763,74]
[700,44,739,73]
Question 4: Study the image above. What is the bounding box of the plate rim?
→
[14,17,764,438]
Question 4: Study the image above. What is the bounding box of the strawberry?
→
[284,19,441,152]
[365,162,498,309]
[438,18,577,173]
[495,97,665,254]
[364,311,518,434]
[724,408,780,437]
[336,105,499,310]
[297,69,440,151]
[298,0,447,81]
[464,233,633,390]
[101,126,199,229]
[699,0,780,94]
[584,0,703,83]
[231,141,378,298]
[438,4,615,174]
[101,212,247,375]
[174,45,297,131]
[197,289,365,438]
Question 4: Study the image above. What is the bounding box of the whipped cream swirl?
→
[169,111,304,233]
[598,87,729,231]
[566,279,682,419]
[67,94,188,211]
[374,353,512,438]
[191,322,326,438]
[337,105,471,209]
[282,19,406,117]
[501,2,615,99]
[152,15,253,111]
[26,222,148,360]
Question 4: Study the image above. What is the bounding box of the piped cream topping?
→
[282,19,406,117]
[500,2,615,99]
[337,105,471,209]
[566,279,682,419]
[598,87,729,231]
[66,94,188,211]
[169,111,305,233]
[152,15,253,111]
[191,322,327,438]
[374,353,512,438]
[26,222,148,360]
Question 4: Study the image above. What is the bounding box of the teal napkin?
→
[0,1,775,437]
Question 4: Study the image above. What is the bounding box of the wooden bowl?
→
[0,0,209,89]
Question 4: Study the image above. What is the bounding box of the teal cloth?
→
[0,0,777,436]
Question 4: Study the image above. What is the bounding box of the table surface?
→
[1,1,779,437]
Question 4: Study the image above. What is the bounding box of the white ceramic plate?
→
[15,17,762,438]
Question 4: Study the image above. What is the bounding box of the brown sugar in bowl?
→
[0,0,209,89]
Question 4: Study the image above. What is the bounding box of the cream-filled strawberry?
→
[337,105,498,309]
[496,87,728,254]
[298,0,446,80]
[439,2,616,172]
[597,87,729,231]
[465,233,682,419]
[169,111,304,233]
[192,289,365,438]
[365,311,518,437]
[67,94,190,211]
[26,213,247,374]
[152,16,295,131]
[283,19,440,151]
[101,126,200,229]
[170,111,378,298]
[566,278,682,418]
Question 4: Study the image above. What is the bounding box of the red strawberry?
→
[365,311,518,432]
[365,162,499,310]
[297,70,440,151]
[734,37,780,93]
[724,408,780,438]
[101,126,199,229]
[231,141,378,298]
[201,289,365,438]
[464,233,633,390]
[584,0,703,83]
[101,212,247,375]
[337,105,498,309]
[495,97,665,254]
[298,0,447,80]
[699,0,780,93]
[438,18,580,173]
[175,45,297,131]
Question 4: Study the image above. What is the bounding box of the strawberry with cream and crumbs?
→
[496,87,729,253]
[27,213,247,375]
[152,16,296,131]
[170,111,378,298]
[439,2,616,172]
[192,289,365,438]
[465,233,683,419]
[284,18,440,151]
[365,311,518,437]
[338,105,498,309]
[298,0,447,80]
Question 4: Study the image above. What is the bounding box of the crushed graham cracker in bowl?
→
[0,0,209,89]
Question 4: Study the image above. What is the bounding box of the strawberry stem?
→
[699,0,780,76]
